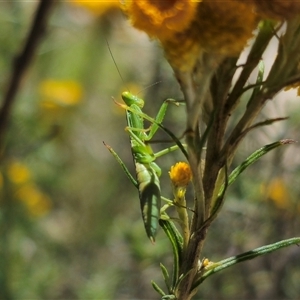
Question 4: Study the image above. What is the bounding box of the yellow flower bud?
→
[169,162,192,187]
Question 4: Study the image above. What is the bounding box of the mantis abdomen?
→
[136,162,161,243]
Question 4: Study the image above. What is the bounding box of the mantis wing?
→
[136,162,161,243]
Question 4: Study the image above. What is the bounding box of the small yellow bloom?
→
[202,258,210,267]
[7,161,31,184]
[70,0,120,16]
[39,80,83,110]
[263,178,290,209]
[16,184,52,216]
[124,0,200,41]
[169,162,192,187]
[0,172,3,189]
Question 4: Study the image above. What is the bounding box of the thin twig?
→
[0,0,56,157]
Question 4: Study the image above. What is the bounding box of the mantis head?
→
[122,91,145,108]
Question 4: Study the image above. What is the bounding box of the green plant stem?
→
[174,189,190,254]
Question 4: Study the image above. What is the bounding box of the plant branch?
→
[0,0,56,157]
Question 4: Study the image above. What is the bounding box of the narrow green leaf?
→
[247,59,265,108]
[230,139,293,184]
[151,280,166,297]
[160,263,171,293]
[194,237,300,287]
[209,139,295,228]
[159,219,183,290]
[221,139,295,196]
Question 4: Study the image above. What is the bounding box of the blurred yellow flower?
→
[264,177,291,209]
[169,162,192,188]
[39,80,83,111]
[16,184,52,217]
[0,171,3,189]
[7,161,31,185]
[71,0,121,16]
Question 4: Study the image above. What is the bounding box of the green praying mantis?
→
[104,90,187,243]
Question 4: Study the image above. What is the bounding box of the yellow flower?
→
[169,162,192,187]
[0,171,3,189]
[263,178,290,209]
[124,0,200,41]
[7,161,31,184]
[70,0,121,16]
[16,184,52,217]
[124,0,259,72]
[39,80,83,111]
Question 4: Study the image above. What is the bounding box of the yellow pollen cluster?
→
[169,162,192,187]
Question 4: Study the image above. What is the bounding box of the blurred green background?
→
[0,2,299,299]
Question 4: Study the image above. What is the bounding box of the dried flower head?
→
[169,162,192,187]
[252,0,300,20]
[124,0,200,41]
[195,0,259,56]
[124,0,258,72]
[160,22,202,71]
